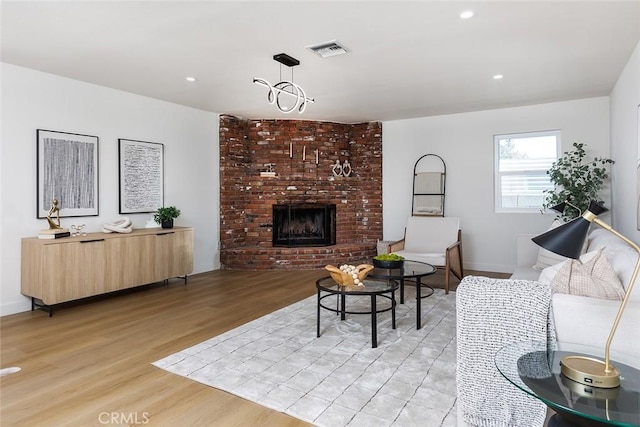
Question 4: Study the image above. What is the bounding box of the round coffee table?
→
[495,340,640,426]
[367,260,437,329]
[316,277,398,348]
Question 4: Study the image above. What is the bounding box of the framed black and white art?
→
[118,138,164,214]
[37,129,99,218]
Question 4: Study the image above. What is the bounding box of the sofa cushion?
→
[533,220,568,270]
[552,294,640,360]
[393,250,445,267]
[511,266,542,281]
[551,248,625,300]
[588,229,640,303]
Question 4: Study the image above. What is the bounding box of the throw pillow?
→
[551,248,625,300]
[538,250,598,285]
[533,220,570,270]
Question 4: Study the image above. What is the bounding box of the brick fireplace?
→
[219,115,383,270]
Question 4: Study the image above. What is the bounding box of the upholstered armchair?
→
[388,216,464,293]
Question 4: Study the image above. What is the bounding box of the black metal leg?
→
[400,278,405,304]
[371,294,377,348]
[392,289,396,329]
[317,290,321,338]
[32,298,53,317]
[340,294,346,320]
[416,277,422,329]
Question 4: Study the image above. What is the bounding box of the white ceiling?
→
[2,1,639,123]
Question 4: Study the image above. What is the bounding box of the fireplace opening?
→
[273,203,336,247]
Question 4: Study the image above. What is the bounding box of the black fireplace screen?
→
[272,203,336,247]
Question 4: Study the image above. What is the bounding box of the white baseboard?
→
[463,262,514,275]
[1,299,32,317]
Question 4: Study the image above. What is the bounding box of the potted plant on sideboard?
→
[153,206,181,229]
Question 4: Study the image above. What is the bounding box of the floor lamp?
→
[532,200,640,388]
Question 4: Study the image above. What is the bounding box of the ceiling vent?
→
[306,40,348,58]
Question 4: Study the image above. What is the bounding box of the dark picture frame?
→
[118,138,164,214]
[37,129,99,218]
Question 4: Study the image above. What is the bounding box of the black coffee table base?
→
[401,278,434,329]
[368,260,437,330]
[316,280,397,348]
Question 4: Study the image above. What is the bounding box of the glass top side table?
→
[495,341,640,427]
[316,277,398,348]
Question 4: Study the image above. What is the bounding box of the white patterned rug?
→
[153,286,458,427]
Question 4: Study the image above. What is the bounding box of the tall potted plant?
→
[543,142,614,221]
[153,206,181,229]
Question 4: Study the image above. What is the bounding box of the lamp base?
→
[560,355,620,388]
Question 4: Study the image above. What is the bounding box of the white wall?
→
[383,97,611,273]
[610,40,640,245]
[0,63,220,316]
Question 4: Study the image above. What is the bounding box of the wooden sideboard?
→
[21,227,194,314]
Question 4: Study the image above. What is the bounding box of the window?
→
[495,130,560,212]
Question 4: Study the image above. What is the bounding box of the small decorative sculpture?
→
[325,264,373,288]
[332,160,343,176]
[102,218,133,234]
[71,224,87,237]
[46,199,62,230]
[342,160,352,177]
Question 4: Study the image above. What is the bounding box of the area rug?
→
[153,286,458,427]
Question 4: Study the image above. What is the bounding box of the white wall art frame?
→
[37,129,99,218]
[118,138,164,214]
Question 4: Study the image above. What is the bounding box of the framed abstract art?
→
[118,138,164,214]
[37,129,99,218]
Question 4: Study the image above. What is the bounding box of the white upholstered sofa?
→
[512,228,639,358]
[456,227,639,427]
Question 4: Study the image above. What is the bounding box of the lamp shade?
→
[587,200,609,216]
[549,202,568,214]
[531,217,590,259]
[533,200,609,259]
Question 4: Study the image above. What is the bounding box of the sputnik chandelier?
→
[253,53,315,114]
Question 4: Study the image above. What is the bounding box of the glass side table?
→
[316,277,398,348]
[495,341,640,427]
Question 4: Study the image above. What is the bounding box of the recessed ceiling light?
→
[185,76,197,82]
[460,10,474,19]
[493,74,504,80]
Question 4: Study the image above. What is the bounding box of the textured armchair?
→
[388,216,464,293]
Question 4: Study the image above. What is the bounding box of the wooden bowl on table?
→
[325,264,374,288]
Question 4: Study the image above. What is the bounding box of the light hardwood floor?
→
[1,268,507,426]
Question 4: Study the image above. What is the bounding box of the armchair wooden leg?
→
[444,267,450,294]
